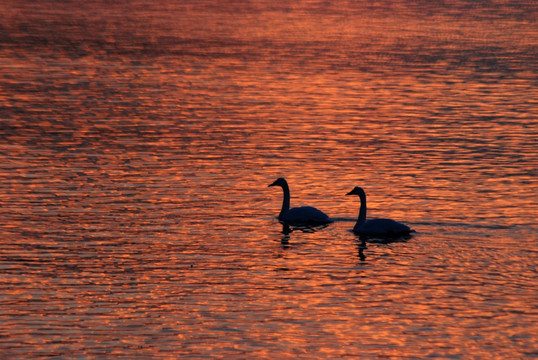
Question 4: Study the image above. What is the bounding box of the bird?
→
[268,178,332,225]
[346,186,413,237]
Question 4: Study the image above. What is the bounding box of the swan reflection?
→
[356,237,367,262]
[280,223,291,248]
[353,232,413,261]
[279,222,330,247]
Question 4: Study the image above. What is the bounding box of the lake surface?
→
[0,0,536,358]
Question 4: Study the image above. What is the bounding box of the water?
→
[0,0,536,358]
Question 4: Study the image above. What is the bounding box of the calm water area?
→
[0,0,537,358]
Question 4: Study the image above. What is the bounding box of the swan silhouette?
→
[269,178,332,225]
[346,186,413,237]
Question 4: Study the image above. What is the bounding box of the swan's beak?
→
[346,190,356,196]
[268,181,277,187]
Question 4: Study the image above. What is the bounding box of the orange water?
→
[0,0,536,358]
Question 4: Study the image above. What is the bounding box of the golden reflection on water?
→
[0,0,537,358]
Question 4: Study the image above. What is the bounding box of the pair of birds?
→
[269,177,413,237]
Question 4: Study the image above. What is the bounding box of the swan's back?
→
[355,218,412,236]
[281,206,332,225]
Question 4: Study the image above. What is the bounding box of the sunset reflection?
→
[0,0,536,358]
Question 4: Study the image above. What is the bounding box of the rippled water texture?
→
[0,0,537,358]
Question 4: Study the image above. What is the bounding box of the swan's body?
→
[269,178,332,225]
[347,186,413,237]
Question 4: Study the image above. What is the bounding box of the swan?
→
[269,178,332,225]
[346,186,413,237]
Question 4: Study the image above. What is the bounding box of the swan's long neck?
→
[354,191,367,231]
[279,182,291,219]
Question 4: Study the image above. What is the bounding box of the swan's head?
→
[346,186,365,197]
[268,177,287,188]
